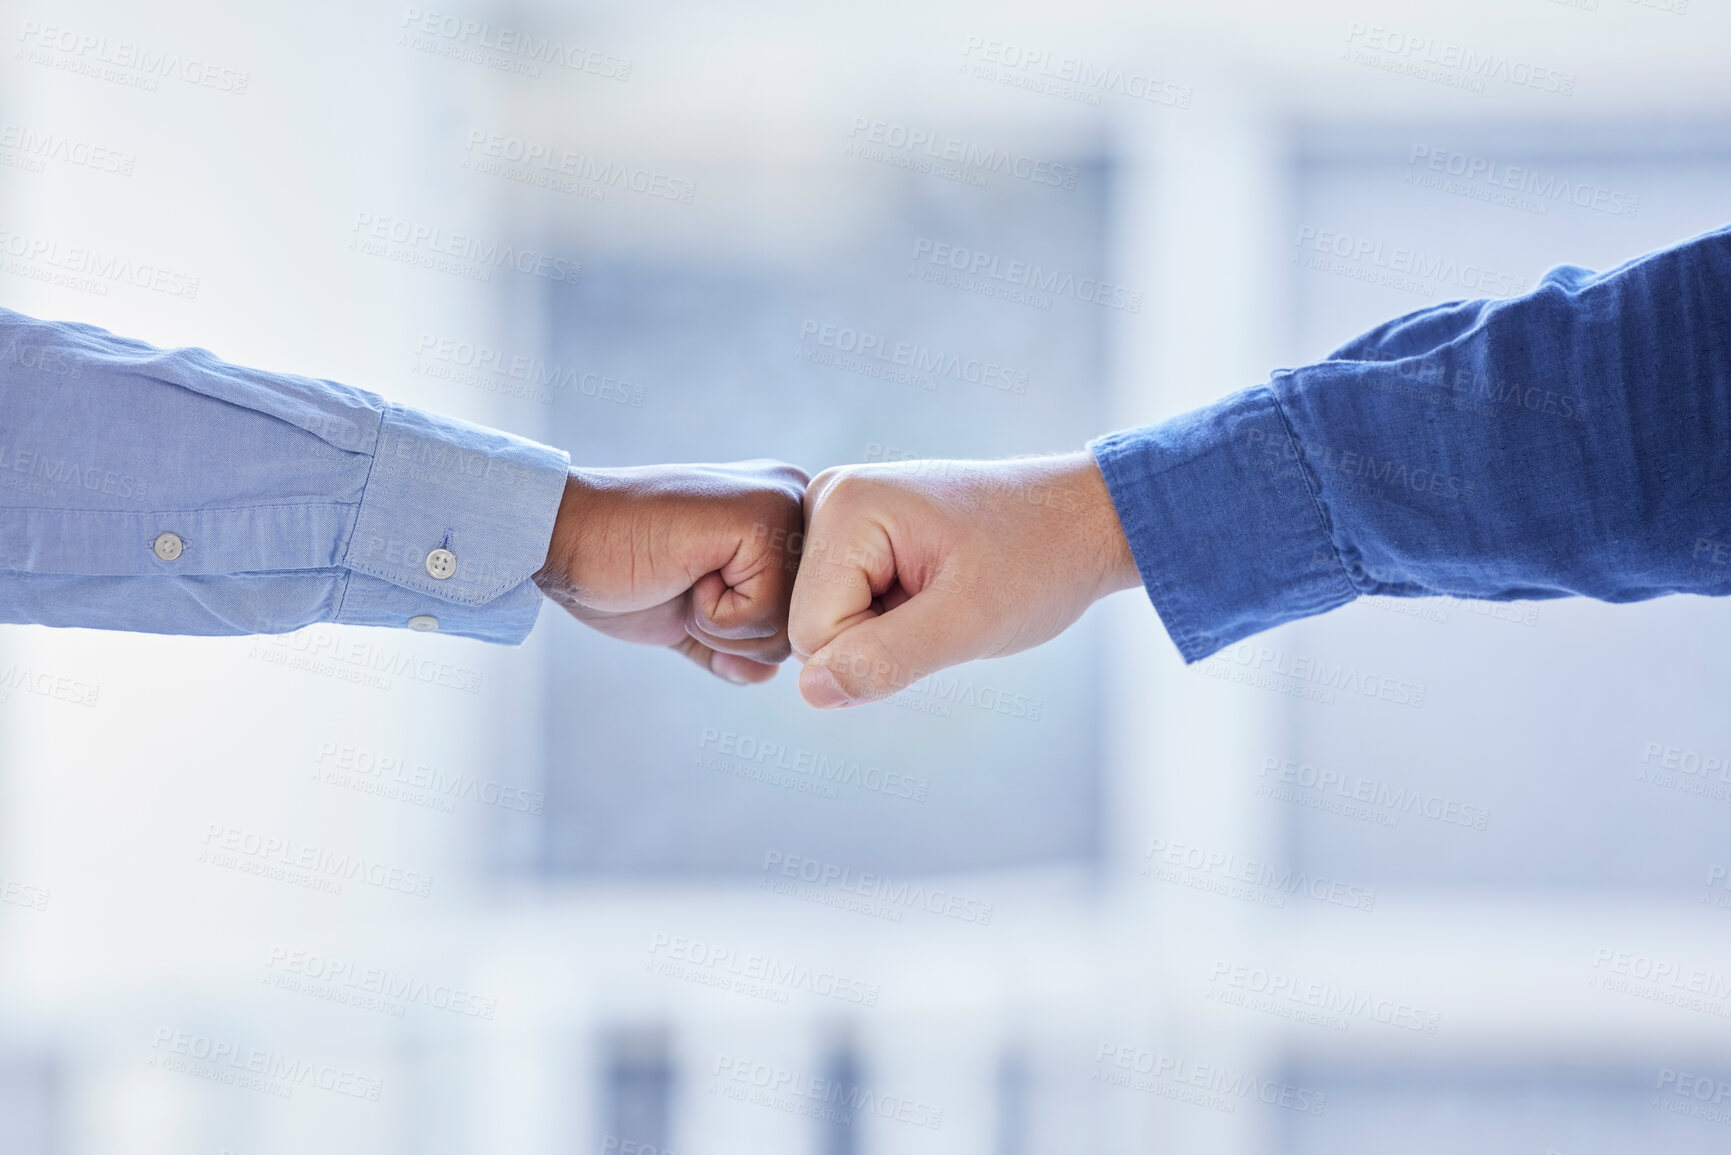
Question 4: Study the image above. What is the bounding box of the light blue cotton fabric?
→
[0,309,569,643]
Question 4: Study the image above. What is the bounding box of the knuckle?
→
[810,465,872,509]
[788,619,824,661]
[822,467,867,503]
[756,486,802,526]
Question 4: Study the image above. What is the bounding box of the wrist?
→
[1056,451,1140,601]
[533,467,596,603]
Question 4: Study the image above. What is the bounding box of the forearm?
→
[0,309,568,642]
[1095,224,1731,661]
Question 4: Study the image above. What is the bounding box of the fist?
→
[534,460,808,683]
[788,452,1139,708]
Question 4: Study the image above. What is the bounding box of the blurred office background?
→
[1,0,1730,1152]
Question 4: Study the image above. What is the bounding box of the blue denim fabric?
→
[1093,225,1731,662]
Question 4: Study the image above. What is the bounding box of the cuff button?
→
[152,532,184,562]
[408,615,440,632]
[425,548,457,580]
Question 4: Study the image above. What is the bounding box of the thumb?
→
[798,591,981,709]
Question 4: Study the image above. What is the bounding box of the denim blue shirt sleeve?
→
[1092,224,1731,663]
[0,308,570,643]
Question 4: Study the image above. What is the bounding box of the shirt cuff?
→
[1089,384,1358,662]
[337,403,570,644]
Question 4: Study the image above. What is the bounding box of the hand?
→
[788,451,1140,708]
[533,460,808,684]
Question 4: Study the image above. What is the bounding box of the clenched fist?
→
[788,452,1140,708]
[533,460,809,684]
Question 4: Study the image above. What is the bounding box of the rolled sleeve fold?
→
[1091,385,1357,663]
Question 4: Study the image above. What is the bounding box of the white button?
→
[152,532,184,562]
[408,615,439,632]
[425,548,457,580]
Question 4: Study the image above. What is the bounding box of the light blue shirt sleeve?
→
[0,307,570,644]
